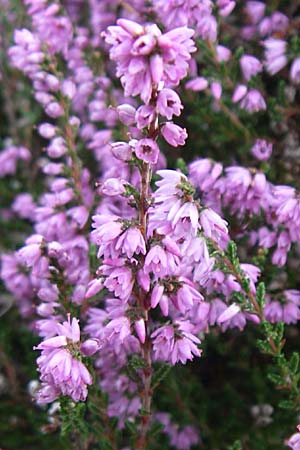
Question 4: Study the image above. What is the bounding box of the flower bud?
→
[135,319,146,344]
[111,141,132,161]
[116,104,136,125]
[80,339,101,356]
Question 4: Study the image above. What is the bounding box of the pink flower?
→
[245,2,266,24]
[217,303,240,323]
[263,38,287,75]
[240,89,266,113]
[232,84,247,103]
[161,122,187,147]
[34,316,93,403]
[185,77,208,91]
[157,88,183,120]
[240,55,262,81]
[111,141,133,161]
[199,208,228,242]
[251,139,272,160]
[116,104,136,126]
[104,20,195,103]
[135,138,160,164]
[287,432,300,450]
[210,81,222,100]
[135,319,146,343]
[135,105,156,129]
[115,227,146,258]
[290,58,300,84]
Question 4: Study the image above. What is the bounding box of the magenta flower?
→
[34,316,93,403]
[240,89,266,113]
[240,55,262,81]
[111,141,133,161]
[157,88,183,120]
[245,1,266,24]
[135,138,160,164]
[136,105,156,129]
[199,208,228,242]
[161,122,187,147]
[232,84,247,103]
[290,58,300,84]
[116,104,136,126]
[210,81,222,100]
[251,139,272,160]
[115,227,146,259]
[185,77,208,91]
[217,303,240,324]
[287,432,300,450]
[263,38,287,75]
[104,19,195,103]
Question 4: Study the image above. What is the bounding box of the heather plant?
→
[1,1,300,449]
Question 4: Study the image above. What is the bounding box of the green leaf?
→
[176,158,188,175]
[256,282,266,309]
[226,241,239,270]
[152,363,172,389]
[241,276,250,293]
[227,439,242,450]
[278,400,294,410]
[256,339,272,354]
[290,352,300,374]
[267,372,282,385]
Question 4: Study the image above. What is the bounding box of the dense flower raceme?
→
[188,158,300,268]
[34,316,94,403]
[104,19,196,103]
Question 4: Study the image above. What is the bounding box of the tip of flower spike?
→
[116,19,144,36]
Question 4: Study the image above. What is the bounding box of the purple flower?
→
[199,208,228,242]
[210,81,222,100]
[161,122,187,147]
[134,318,146,343]
[135,105,156,129]
[240,55,262,81]
[263,38,287,75]
[216,45,232,62]
[135,138,160,164]
[103,262,134,301]
[271,12,289,33]
[45,101,64,118]
[111,141,133,161]
[290,58,300,84]
[232,84,247,103]
[245,2,266,24]
[251,139,273,160]
[116,104,136,126]
[115,227,146,259]
[240,89,266,113]
[157,88,183,120]
[287,432,300,450]
[104,20,195,103]
[217,0,236,17]
[217,303,240,324]
[185,77,208,91]
[34,316,93,403]
[38,123,57,139]
[104,316,131,342]
[98,178,126,196]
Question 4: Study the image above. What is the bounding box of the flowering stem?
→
[61,100,85,205]
[215,243,280,353]
[212,240,300,398]
[136,162,153,449]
